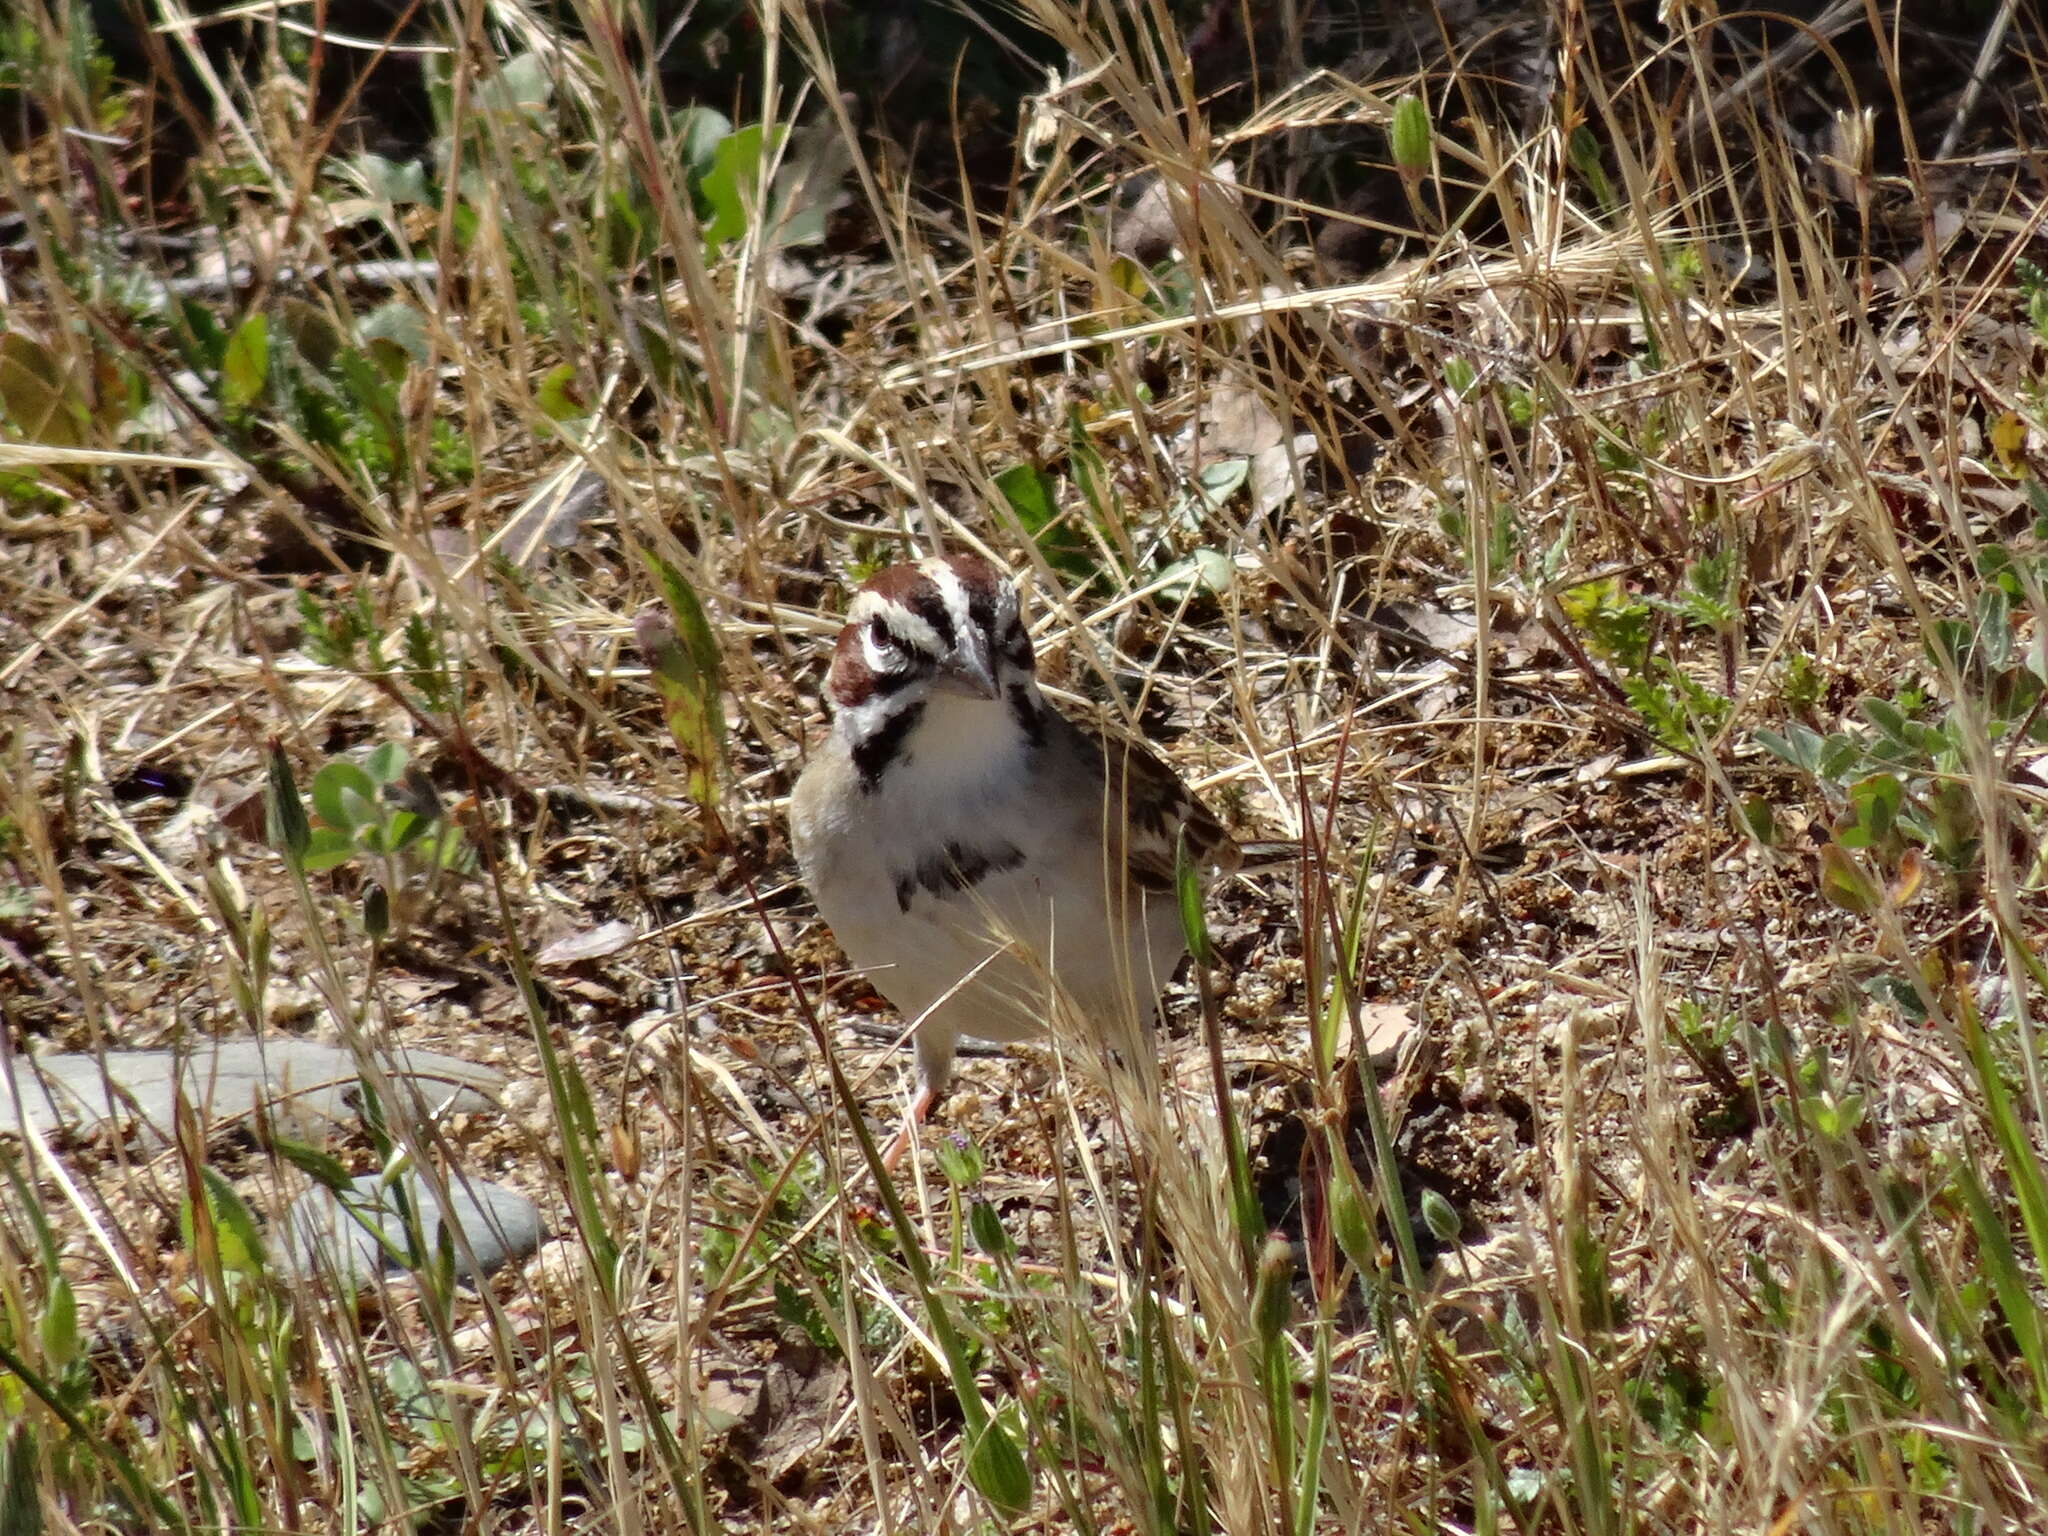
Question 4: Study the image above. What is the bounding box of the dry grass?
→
[2,0,2047,1529]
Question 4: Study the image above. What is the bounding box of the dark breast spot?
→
[894,839,1027,912]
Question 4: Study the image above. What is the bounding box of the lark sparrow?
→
[789,553,1239,1164]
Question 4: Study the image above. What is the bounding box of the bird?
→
[789,551,1240,1166]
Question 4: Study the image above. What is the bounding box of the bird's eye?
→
[867,616,898,652]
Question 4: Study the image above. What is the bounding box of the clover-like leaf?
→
[221,313,269,410]
[1818,842,1881,915]
[312,761,383,834]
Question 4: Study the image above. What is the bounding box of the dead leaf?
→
[536,920,637,966]
[707,1343,850,1481]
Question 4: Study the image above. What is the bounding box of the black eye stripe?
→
[905,590,956,651]
[965,587,997,639]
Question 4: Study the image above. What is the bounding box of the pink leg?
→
[880,1083,939,1172]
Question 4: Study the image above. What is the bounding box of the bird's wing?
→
[1051,715,1239,895]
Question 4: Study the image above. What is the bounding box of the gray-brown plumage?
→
[789,553,1236,1163]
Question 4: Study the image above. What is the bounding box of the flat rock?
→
[0,1039,503,1145]
[280,1171,544,1287]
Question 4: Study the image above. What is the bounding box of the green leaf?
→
[333,349,403,470]
[764,132,835,251]
[1737,794,1780,847]
[699,123,783,250]
[1755,724,1823,773]
[1560,576,1651,672]
[1167,456,1249,529]
[312,761,382,833]
[1952,1156,2048,1410]
[1978,586,2013,665]
[38,1275,76,1370]
[1153,547,1233,604]
[300,827,356,872]
[268,1136,356,1192]
[0,1423,44,1536]
[1677,548,1739,629]
[368,335,411,391]
[639,623,720,808]
[1107,254,1150,300]
[994,459,1057,525]
[0,330,85,446]
[220,313,269,410]
[383,808,431,855]
[995,462,1096,582]
[1486,502,1518,574]
[1174,828,1211,966]
[473,50,552,120]
[636,555,727,819]
[645,554,723,685]
[1844,773,1903,845]
[277,298,343,371]
[535,362,587,422]
[1817,733,1863,783]
[350,150,432,205]
[933,1136,982,1187]
[363,741,408,786]
[1818,842,1881,915]
[1926,617,1974,674]
[182,1165,267,1275]
[264,741,311,863]
[1861,696,1911,745]
[1569,125,1617,210]
[1960,986,2048,1356]
[968,1200,1013,1261]
[358,302,432,370]
[1807,1092,1863,1139]
[1067,409,1114,525]
[174,298,228,371]
[672,105,733,182]
[601,188,650,269]
[964,1413,1032,1518]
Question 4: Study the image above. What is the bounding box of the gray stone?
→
[0,1039,503,1145]
[281,1171,544,1287]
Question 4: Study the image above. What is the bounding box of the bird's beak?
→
[941,629,1000,700]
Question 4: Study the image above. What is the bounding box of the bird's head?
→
[826,552,1038,720]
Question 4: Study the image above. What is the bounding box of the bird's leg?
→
[880,1082,939,1171]
[882,1030,958,1172]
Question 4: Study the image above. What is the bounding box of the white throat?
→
[840,677,1043,798]
[906,689,1025,786]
